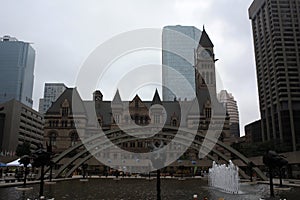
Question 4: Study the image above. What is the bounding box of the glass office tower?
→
[0,35,35,107]
[162,25,201,101]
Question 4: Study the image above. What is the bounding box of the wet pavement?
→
[0,178,299,200]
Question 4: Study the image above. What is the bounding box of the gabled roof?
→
[151,89,162,105]
[46,88,85,115]
[112,89,122,104]
[199,26,214,48]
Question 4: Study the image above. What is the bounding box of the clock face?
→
[200,50,210,58]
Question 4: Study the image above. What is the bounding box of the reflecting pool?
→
[0,178,299,200]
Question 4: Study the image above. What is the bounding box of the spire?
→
[112,89,122,104]
[199,26,214,48]
[151,89,162,105]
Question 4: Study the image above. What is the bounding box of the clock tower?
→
[195,26,217,98]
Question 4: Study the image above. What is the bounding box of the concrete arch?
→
[45,126,267,180]
[54,134,228,178]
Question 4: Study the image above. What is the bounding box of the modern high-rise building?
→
[0,35,35,107]
[249,0,300,151]
[0,99,44,155]
[162,25,201,101]
[218,90,240,137]
[39,83,67,114]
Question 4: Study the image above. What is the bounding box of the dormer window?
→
[62,107,69,116]
[61,99,70,117]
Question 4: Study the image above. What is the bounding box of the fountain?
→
[208,160,240,194]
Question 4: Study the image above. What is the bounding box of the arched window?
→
[172,119,177,126]
[70,132,79,146]
[49,132,57,146]
[61,99,70,117]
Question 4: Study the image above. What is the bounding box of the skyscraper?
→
[249,0,300,151]
[39,83,67,114]
[218,90,240,138]
[162,25,201,101]
[0,35,35,107]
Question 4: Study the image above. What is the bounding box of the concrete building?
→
[218,90,240,137]
[249,0,300,151]
[245,120,262,144]
[0,99,44,155]
[162,25,201,101]
[39,83,67,114]
[0,35,35,107]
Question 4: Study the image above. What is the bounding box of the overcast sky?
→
[0,0,259,135]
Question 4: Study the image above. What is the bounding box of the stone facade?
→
[43,29,232,172]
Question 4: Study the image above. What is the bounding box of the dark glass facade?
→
[0,36,35,107]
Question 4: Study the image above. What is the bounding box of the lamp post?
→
[32,144,51,198]
[150,141,166,200]
[19,155,31,188]
[247,161,254,182]
[46,142,54,182]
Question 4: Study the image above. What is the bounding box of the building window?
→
[124,115,129,124]
[135,115,139,124]
[172,119,177,126]
[130,142,135,148]
[61,120,68,127]
[70,132,79,146]
[62,107,69,116]
[97,118,102,127]
[114,114,120,124]
[49,133,57,146]
[205,108,212,118]
[154,114,160,124]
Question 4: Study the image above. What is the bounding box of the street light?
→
[32,144,51,198]
[150,141,166,200]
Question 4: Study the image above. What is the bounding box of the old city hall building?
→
[43,29,233,176]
